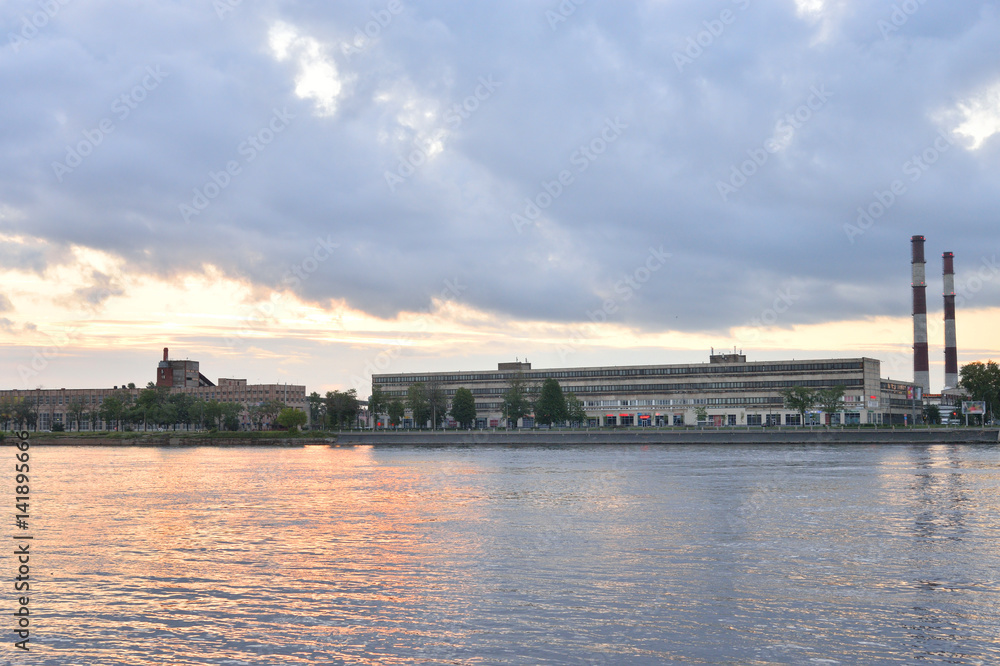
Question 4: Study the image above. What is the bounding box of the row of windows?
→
[373,361,866,385]
[383,379,861,400]
[583,397,782,408]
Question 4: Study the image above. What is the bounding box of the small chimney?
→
[163,347,169,362]
[911,236,929,393]
[943,252,958,388]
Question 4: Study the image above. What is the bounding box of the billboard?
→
[962,401,986,415]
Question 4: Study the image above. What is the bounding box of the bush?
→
[52,423,65,432]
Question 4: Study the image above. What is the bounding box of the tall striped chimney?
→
[912,235,930,393]
[943,252,958,388]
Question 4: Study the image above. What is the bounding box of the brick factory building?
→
[1,348,307,431]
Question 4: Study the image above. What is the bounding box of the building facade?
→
[373,354,922,427]
[1,351,307,431]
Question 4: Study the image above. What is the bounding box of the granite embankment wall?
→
[11,429,999,446]
[336,429,1000,446]
[12,435,336,447]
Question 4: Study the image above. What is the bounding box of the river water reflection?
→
[30,444,1000,664]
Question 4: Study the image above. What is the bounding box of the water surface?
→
[28,444,1000,664]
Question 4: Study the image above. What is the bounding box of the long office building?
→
[373,353,922,427]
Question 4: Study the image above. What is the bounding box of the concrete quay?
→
[336,428,1000,446]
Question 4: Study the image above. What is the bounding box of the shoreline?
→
[338,429,1000,446]
[9,428,998,446]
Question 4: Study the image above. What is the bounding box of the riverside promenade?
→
[337,428,1000,446]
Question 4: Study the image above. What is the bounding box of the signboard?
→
[962,401,986,415]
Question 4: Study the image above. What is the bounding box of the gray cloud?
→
[1,0,998,337]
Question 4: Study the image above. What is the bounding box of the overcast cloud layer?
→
[3,0,1000,341]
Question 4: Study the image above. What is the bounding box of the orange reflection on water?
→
[35,445,489,665]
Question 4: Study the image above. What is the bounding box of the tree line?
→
[778,386,848,424]
[365,374,588,429]
[0,384,305,432]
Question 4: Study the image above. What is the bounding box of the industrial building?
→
[373,236,970,429]
[376,236,972,428]
[0,348,307,431]
[373,353,922,428]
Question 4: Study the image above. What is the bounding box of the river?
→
[26,443,1000,664]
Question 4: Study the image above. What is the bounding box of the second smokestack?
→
[943,252,958,388]
[912,235,930,393]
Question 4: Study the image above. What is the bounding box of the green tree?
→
[959,361,1000,421]
[923,404,941,425]
[220,402,243,431]
[695,406,708,423]
[326,389,359,429]
[248,404,266,431]
[780,386,816,425]
[136,386,170,431]
[202,400,223,430]
[450,387,477,428]
[307,391,325,428]
[99,391,132,430]
[535,378,568,426]
[814,385,845,425]
[368,386,388,429]
[387,399,406,427]
[565,393,587,426]
[0,396,18,430]
[276,407,307,432]
[258,399,286,429]
[169,392,195,430]
[66,399,86,432]
[189,399,208,430]
[501,372,533,427]
[427,381,447,428]
[406,383,430,427]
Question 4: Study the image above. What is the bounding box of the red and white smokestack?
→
[943,252,958,388]
[911,236,930,393]
[163,347,169,362]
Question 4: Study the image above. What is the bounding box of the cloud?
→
[69,271,127,308]
[0,0,997,344]
[0,294,12,312]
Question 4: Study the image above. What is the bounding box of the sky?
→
[1,0,999,397]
